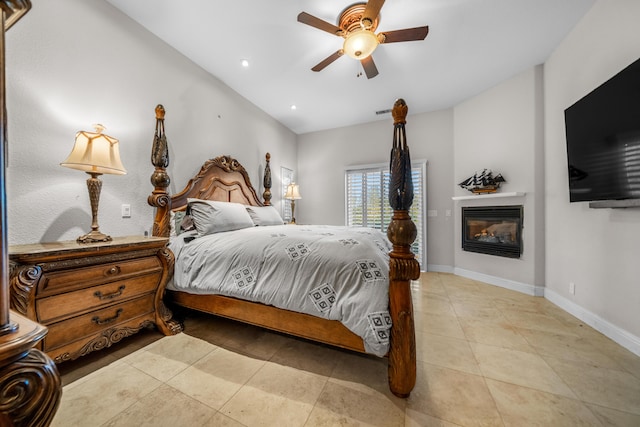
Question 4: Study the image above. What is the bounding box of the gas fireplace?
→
[462,206,523,258]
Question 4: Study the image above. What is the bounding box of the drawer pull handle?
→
[92,309,123,326]
[94,285,126,301]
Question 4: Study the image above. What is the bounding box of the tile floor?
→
[52,272,640,426]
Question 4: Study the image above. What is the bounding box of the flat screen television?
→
[564,57,640,203]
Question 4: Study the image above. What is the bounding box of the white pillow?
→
[187,198,255,236]
[245,205,284,226]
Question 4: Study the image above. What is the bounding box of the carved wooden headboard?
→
[170,155,265,210]
[148,105,271,237]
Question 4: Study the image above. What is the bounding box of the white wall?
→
[5,0,296,245]
[297,107,455,271]
[452,66,545,295]
[544,0,640,352]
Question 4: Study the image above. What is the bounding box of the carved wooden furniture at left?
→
[9,236,181,363]
[0,1,63,425]
[0,312,61,426]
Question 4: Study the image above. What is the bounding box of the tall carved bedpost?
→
[148,104,171,237]
[387,99,419,398]
[262,152,272,206]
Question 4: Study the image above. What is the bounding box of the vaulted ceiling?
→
[106,0,595,134]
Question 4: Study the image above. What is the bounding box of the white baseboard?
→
[544,288,640,357]
[453,267,544,296]
[426,264,454,273]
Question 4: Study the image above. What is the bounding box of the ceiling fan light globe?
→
[343,30,378,59]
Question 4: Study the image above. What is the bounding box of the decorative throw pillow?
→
[179,213,195,234]
[245,205,284,226]
[187,198,255,236]
[169,210,179,238]
[169,209,195,236]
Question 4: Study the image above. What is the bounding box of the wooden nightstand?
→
[8,236,182,363]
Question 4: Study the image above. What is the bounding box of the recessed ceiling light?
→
[290,105,297,110]
[241,59,249,67]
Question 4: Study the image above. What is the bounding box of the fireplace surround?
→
[462,205,523,258]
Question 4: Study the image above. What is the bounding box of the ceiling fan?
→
[297,0,429,79]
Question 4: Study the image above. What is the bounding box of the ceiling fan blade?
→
[380,26,429,43]
[312,50,344,72]
[360,56,379,79]
[297,12,342,36]
[362,0,385,27]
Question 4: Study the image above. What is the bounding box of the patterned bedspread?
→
[168,224,392,356]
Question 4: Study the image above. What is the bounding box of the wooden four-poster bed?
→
[148,100,419,397]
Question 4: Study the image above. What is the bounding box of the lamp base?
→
[77,230,112,244]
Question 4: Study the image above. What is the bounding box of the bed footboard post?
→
[263,152,272,206]
[387,99,420,398]
[148,104,171,237]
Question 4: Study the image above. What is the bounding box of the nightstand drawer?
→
[45,294,155,351]
[38,256,161,296]
[36,272,161,324]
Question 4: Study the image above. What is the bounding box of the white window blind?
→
[281,167,294,222]
[345,163,425,267]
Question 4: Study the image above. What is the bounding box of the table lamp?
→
[61,124,126,243]
[284,182,301,224]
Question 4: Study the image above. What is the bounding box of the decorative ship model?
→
[458,169,506,194]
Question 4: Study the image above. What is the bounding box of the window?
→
[345,162,426,268]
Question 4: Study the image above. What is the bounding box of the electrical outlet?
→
[121,204,131,218]
[569,282,575,295]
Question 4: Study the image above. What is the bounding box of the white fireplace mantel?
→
[452,191,525,201]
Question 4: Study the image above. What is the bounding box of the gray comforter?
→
[168,224,392,356]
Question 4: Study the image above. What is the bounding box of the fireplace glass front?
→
[462,205,523,258]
